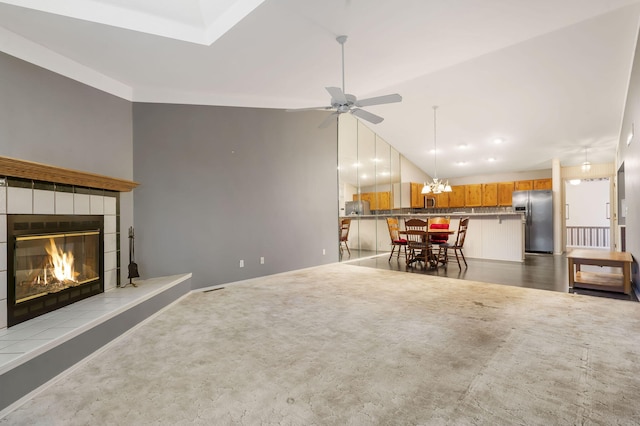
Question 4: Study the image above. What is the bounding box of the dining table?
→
[402,228,456,268]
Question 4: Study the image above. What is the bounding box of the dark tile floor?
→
[341,250,638,302]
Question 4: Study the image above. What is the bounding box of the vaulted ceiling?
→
[1,0,639,179]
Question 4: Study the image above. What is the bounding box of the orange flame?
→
[45,238,77,283]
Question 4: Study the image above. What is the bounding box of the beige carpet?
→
[3,263,640,425]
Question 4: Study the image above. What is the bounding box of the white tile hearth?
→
[0,275,190,374]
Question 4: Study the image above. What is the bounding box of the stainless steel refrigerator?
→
[512,190,553,253]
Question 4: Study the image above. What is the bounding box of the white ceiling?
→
[1,0,639,179]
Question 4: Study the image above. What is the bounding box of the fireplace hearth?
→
[7,215,104,327]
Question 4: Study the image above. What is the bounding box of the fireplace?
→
[7,215,104,327]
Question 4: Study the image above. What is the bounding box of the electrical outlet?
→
[239,259,244,268]
[260,257,264,264]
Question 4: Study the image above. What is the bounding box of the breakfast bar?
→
[344,212,525,262]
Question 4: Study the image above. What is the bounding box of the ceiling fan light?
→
[421,183,431,194]
[444,184,452,192]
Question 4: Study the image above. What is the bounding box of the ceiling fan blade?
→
[355,93,402,107]
[351,108,384,124]
[286,106,333,112]
[326,87,347,104]
[319,111,339,128]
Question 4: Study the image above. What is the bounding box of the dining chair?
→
[404,218,429,266]
[386,217,407,261]
[438,217,469,269]
[428,216,451,266]
[339,218,352,256]
[428,217,451,244]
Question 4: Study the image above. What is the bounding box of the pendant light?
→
[581,147,591,172]
[422,106,452,194]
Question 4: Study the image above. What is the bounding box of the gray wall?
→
[618,25,640,287]
[0,51,135,284]
[0,52,133,180]
[132,103,339,289]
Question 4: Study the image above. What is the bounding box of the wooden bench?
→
[567,249,633,294]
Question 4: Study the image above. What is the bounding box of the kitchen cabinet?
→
[410,182,425,208]
[354,193,374,210]
[482,183,498,206]
[534,178,552,190]
[376,192,391,210]
[465,184,482,207]
[354,191,391,210]
[448,185,465,208]
[515,180,534,191]
[497,182,514,206]
[434,191,449,208]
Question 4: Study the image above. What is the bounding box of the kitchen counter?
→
[343,212,525,262]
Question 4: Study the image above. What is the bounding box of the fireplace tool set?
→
[127,226,140,287]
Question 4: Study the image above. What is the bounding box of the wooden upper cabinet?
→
[482,183,498,206]
[354,192,375,210]
[533,178,552,190]
[354,191,391,210]
[465,184,482,207]
[434,191,449,208]
[376,192,391,210]
[410,182,425,208]
[514,180,534,191]
[448,185,466,208]
[497,182,514,206]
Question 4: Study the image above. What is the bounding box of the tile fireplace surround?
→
[0,183,119,329]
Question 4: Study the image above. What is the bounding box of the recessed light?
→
[456,161,467,166]
[494,138,503,144]
[458,144,468,149]
[488,157,496,162]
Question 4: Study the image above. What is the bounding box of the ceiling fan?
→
[287,35,402,128]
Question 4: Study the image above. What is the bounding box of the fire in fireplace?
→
[8,215,104,327]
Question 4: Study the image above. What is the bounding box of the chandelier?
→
[422,106,452,194]
[581,147,591,172]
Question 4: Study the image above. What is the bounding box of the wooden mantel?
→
[0,155,139,192]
